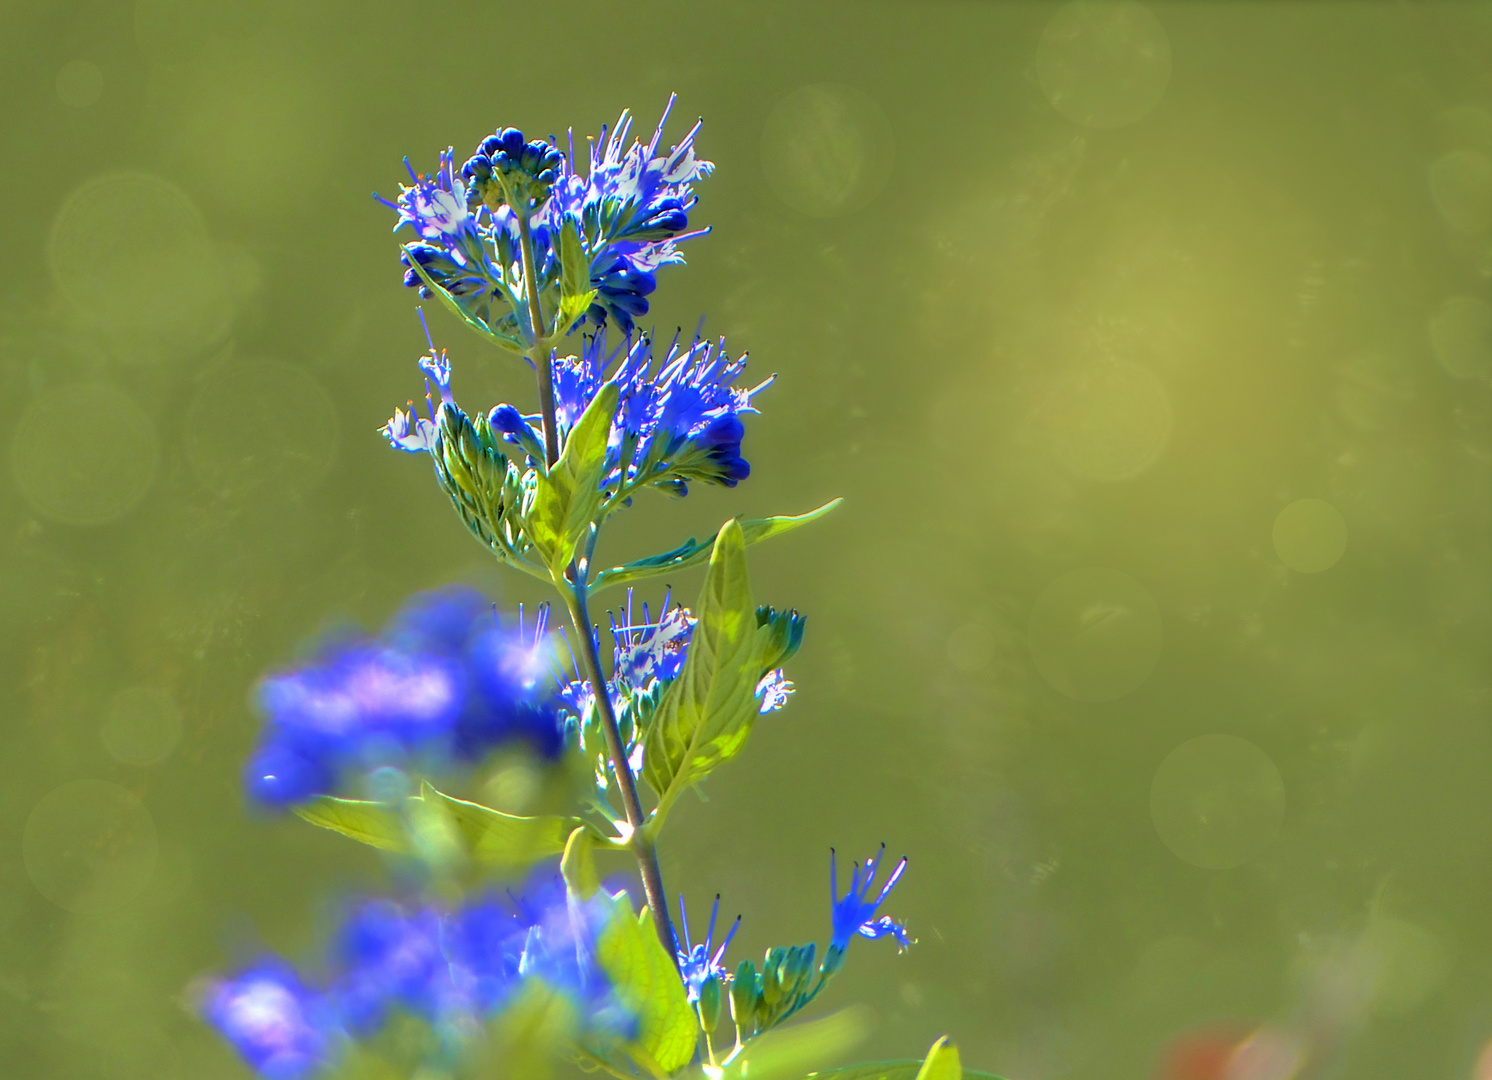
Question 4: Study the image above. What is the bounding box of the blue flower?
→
[675,894,739,1003]
[202,961,341,1080]
[461,127,565,213]
[244,588,565,808]
[488,330,770,497]
[539,95,713,334]
[755,668,794,713]
[609,589,694,689]
[333,901,449,1033]
[823,846,911,974]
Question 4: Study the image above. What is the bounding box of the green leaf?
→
[527,381,618,574]
[293,787,578,872]
[293,796,408,853]
[399,244,525,353]
[560,825,601,899]
[642,520,764,806]
[594,893,696,1074]
[718,1008,870,1080]
[420,782,578,868]
[797,1057,1007,1080]
[593,499,842,593]
[913,1039,961,1080]
[555,220,598,336]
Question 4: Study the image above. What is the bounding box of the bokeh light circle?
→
[183,360,340,499]
[761,84,892,217]
[11,383,160,526]
[1042,359,1172,481]
[1027,566,1163,701]
[101,686,183,766]
[1429,150,1492,235]
[48,171,232,357]
[23,780,158,914]
[1429,295,1492,381]
[1272,498,1347,574]
[56,61,103,108]
[1035,1,1172,129]
[1150,735,1285,869]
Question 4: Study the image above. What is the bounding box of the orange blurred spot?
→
[1158,1028,1246,1080]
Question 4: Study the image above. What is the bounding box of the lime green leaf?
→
[555,220,598,336]
[642,520,764,806]
[420,782,578,868]
[594,893,696,1074]
[593,499,842,593]
[560,825,601,899]
[293,796,408,853]
[914,1039,961,1080]
[527,381,618,573]
[797,1055,1007,1080]
[718,1008,870,1080]
[399,244,525,353]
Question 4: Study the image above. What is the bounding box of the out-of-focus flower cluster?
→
[202,875,634,1080]
[245,588,565,808]
[377,96,711,343]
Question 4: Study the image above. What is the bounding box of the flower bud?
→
[730,959,758,1027]
[697,974,722,1033]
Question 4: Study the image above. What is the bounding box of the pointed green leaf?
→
[293,796,408,853]
[526,381,618,573]
[399,244,525,353]
[420,783,579,868]
[555,220,599,336]
[797,1058,1007,1080]
[719,1008,870,1080]
[593,498,842,593]
[560,825,601,899]
[914,1039,961,1080]
[594,893,696,1074]
[642,520,764,806]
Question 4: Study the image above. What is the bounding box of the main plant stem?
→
[516,207,560,468]
[514,205,677,959]
[565,587,678,959]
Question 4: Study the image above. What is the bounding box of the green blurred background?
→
[4,1,1492,1077]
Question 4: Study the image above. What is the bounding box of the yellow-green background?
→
[3,1,1492,1077]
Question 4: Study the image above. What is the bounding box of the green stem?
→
[515,207,560,469]
[563,585,678,961]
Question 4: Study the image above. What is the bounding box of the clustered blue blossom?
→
[203,876,631,1080]
[493,328,771,494]
[375,96,711,342]
[244,587,565,808]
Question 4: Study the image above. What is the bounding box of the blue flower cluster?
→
[494,329,772,495]
[376,97,711,342]
[676,893,739,1004]
[536,96,712,333]
[203,876,631,1079]
[245,588,564,808]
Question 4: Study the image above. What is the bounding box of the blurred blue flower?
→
[675,894,739,1004]
[203,874,640,1075]
[824,845,911,974]
[202,961,341,1080]
[244,588,565,808]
